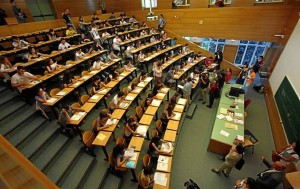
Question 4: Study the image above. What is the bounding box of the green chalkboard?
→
[275,76,300,143]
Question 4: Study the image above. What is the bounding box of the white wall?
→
[269,19,300,98]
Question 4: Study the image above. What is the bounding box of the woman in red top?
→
[225,67,232,84]
[205,56,214,67]
[207,80,219,108]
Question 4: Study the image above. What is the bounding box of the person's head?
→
[37,88,44,96]
[10,0,16,6]
[143,166,153,176]
[227,67,232,73]
[17,66,25,75]
[93,12,97,17]
[112,143,126,158]
[92,23,96,28]
[258,55,264,61]
[141,71,147,77]
[79,16,83,21]
[167,105,173,114]
[160,14,164,18]
[48,58,54,65]
[63,70,72,81]
[131,82,137,90]
[273,161,286,171]
[245,177,256,189]
[64,8,69,14]
[62,105,71,112]
[109,50,114,55]
[235,144,245,154]
[293,141,300,155]
[187,77,192,82]
[157,62,162,67]
[99,110,108,119]
[174,92,180,97]
[127,117,136,125]
[93,75,100,83]
[117,91,125,98]
[12,36,20,42]
[49,29,54,34]
[77,48,82,53]
[29,46,36,54]
[60,38,66,44]
[243,62,248,68]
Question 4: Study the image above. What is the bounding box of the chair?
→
[82,130,96,157]
[102,109,111,114]
[119,68,124,73]
[116,136,126,145]
[142,154,151,168]
[140,98,146,110]
[136,106,144,121]
[71,102,81,109]
[151,130,158,138]
[243,129,259,154]
[35,101,50,120]
[66,60,74,65]
[122,87,128,95]
[81,70,89,76]
[50,88,60,97]
[129,114,138,122]
[80,94,90,105]
[156,120,163,135]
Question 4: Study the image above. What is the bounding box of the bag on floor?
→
[235,158,245,170]
[184,179,200,189]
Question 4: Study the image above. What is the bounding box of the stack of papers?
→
[151,99,161,106]
[220,130,230,137]
[161,142,173,153]
[136,125,147,137]
[137,82,145,87]
[144,77,152,82]
[96,133,106,140]
[105,118,117,126]
[177,98,186,105]
[91,95,99,100]
[220,108,227,114]
[225,123,238,130]
[217,114,225,119]
[119,102,129,109]
[70,114,81,121]
[234,118,244,125]
[125,95,134,101]
[154,172,168,186]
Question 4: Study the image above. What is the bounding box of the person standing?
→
[206,80,218,108]
[253,55,264,72]
[198,73,209,104]
[11,0,26,23]
[183,77,193,105]
[244,68,255,94]
[62,9,76,30]
[211,144,244,177]
[158,14,166,32]
[214,48,223,70]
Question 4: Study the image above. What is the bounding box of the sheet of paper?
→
[91,95,99,100]
[151,99,161,107]
[158,156,169,164]
[173,112,181,120]
[160,88,169,93]
[81,76,90,80]
[125,95,134,101]
[157,162,168,171]
[234,118,244,125]
[235,112,244,117]
[137,82,145,87]
[132,88,142,93]
[56,91,66,96]
[47,98,57,103]
[177,98,186,105]
[120,73,127,76]
[225,115,233,122]
[161,142,173,153]
[105,118,117,126]
[217,114,225,119]
[124,149,135,157]
[90,70,98,74]
[175,104,184,110]
[96,133,106,141]
[154,172,167,186]
[220,130,230,137]
[78,112,86,116]
[220,108,227,114]
[73,82,80,86]
[119,102,129,108]
[225,123,238,130]
[70,114,81,121]
[144,77,152,82]
[30,80,40,85]
[98,89,107,93]
[237,135,244,141]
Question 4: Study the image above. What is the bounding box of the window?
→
[141,0,157,8]
[234,41,270,66]
[199,38,225,53]
[209,0,232,5]
[174,0,190,6]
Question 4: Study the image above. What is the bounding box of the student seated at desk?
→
[35,88,51,112]
[62,70,76,88]
[45,58,60,73]
[94,110,112,135]
[0,56,13,83]
[125,45,135,60]
[148,136,172,158]
[141,22,148,28]
[111,143,130,175]
[138,166,154,189]
[124,117,141,144]
[91,13,100,22]
[127,82,138,93]
[106,66,119,82]
[112,35,122,52]
[152,80,164,97]
[27,46,48,61]
[65,25,77,36]
[107,50,119,61]
[91,76,107,94]
[11,66,37,93]
[80,33,91,44]
[160,105,175,131]
[58,105,84,137]
[93,41,104,52]
[47,29,57,41]
[169,92,180,107]
[75,48,85,60]
[138,71,147,83]
[110,91,126,111]
[58,38,71,51]
[143,94,153,111]
[12,36,29,49]
[140,29,147,37]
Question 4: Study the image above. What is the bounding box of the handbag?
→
[235,158,245,170]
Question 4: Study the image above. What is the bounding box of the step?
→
[81,160,110,189]
[31,134,70,171]
[6,115,47,147]
[18,121,59,159]
[186,103,197,119]
[0,85,7,93]
[0,106,36,135]
[44,137,83,184]
[59,153,96,189]
[0,99,26,121]
[0,89,19,106]
[99,172,122,189]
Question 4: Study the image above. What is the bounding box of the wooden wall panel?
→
[126,6,293,42]
[223,45,238,63]
[51,0,98,18]
[231,0,254,7]
[0,0,33,22]
[190,0,209,8]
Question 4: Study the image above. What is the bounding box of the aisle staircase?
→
[0,85,116,189]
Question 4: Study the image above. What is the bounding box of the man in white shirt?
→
[75,49,85,60]
[107,50,119,61]
[12,36,29,49]
[110,91,125,111]
[112,35,122,52]
[183,77,193,104]
[125,44,135,60]
[58,38,71,51]
[92,57,105,69]
[11,66,37,92]
[90,24,101,44]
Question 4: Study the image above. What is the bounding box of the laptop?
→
[229,87,241,97]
